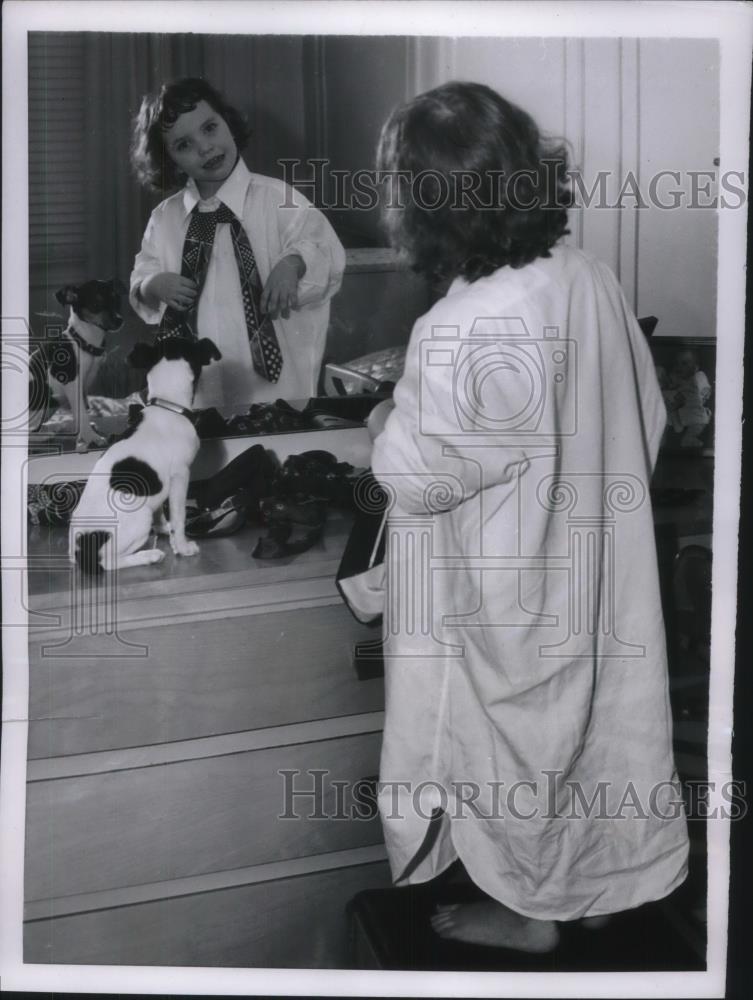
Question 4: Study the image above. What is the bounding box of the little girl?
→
[129,78,346,408]
[370,82,688,952]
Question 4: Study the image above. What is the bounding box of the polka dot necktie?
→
[158,201,283,383]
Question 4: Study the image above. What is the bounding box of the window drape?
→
[83,32,206,286]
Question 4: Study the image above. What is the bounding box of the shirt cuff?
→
[129,279,165,325]
[273,240,344,306]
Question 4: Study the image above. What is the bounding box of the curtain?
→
[82,33,313,283]
[83,33,206,285]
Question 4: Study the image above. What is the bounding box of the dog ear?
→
[127,342,159,369]
[55,285,79,307]
[196,338,223,366]
[110,277,129,297]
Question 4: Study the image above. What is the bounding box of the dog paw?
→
[146,549,166,564]
[171,539,200,557]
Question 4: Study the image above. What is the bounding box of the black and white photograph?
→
[1,1,751,995]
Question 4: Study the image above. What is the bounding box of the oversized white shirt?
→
[130,158,346,408]
[371,244,688,920]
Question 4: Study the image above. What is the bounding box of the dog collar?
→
[68,326,106,357]
[145,397,195,423]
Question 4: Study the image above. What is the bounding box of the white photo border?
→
[2,1,752,996]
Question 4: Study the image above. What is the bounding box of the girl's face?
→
[673,351,698,380]
[164,100,239,196]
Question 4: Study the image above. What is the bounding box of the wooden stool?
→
[347,874,704,971]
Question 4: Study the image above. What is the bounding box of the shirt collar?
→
[182,156,251,218]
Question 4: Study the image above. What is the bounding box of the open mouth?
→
[203,154,225,171]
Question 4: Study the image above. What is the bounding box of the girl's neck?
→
[195,178,222,200]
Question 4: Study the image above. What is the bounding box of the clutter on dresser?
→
[104,394,392,446]
[187,447,368,559]
[28,444,369,565]
[324,345,406,396]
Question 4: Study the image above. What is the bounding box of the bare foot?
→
[430,901,559,952]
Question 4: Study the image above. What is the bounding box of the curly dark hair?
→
[376,81,573,283]
[130,77,252,192]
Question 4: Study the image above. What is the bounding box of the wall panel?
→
[636,38,719,337]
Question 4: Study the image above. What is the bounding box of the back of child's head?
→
[131,77,251,192]
[376,81,572,282]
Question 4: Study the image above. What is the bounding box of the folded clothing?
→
[226,399,310,435]
[277,450,366,508]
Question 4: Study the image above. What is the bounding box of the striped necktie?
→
[157,201,283,383]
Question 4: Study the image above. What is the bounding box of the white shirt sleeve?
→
[129,209,168,325]
[371,306,529,516]
[267,183,346,307]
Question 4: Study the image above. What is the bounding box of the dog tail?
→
[74,530,111,575]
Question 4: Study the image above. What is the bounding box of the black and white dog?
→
[69,337,221,573]
[29,278,127,450]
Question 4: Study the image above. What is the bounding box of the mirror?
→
[29,32,719,454]
[27,32,433,453]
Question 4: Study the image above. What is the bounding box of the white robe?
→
[370,244,689,920]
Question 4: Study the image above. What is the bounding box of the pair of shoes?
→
[252,522,324,559]
[252,494,328,559]
[260,495,328,528]
[185,493,249,538]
